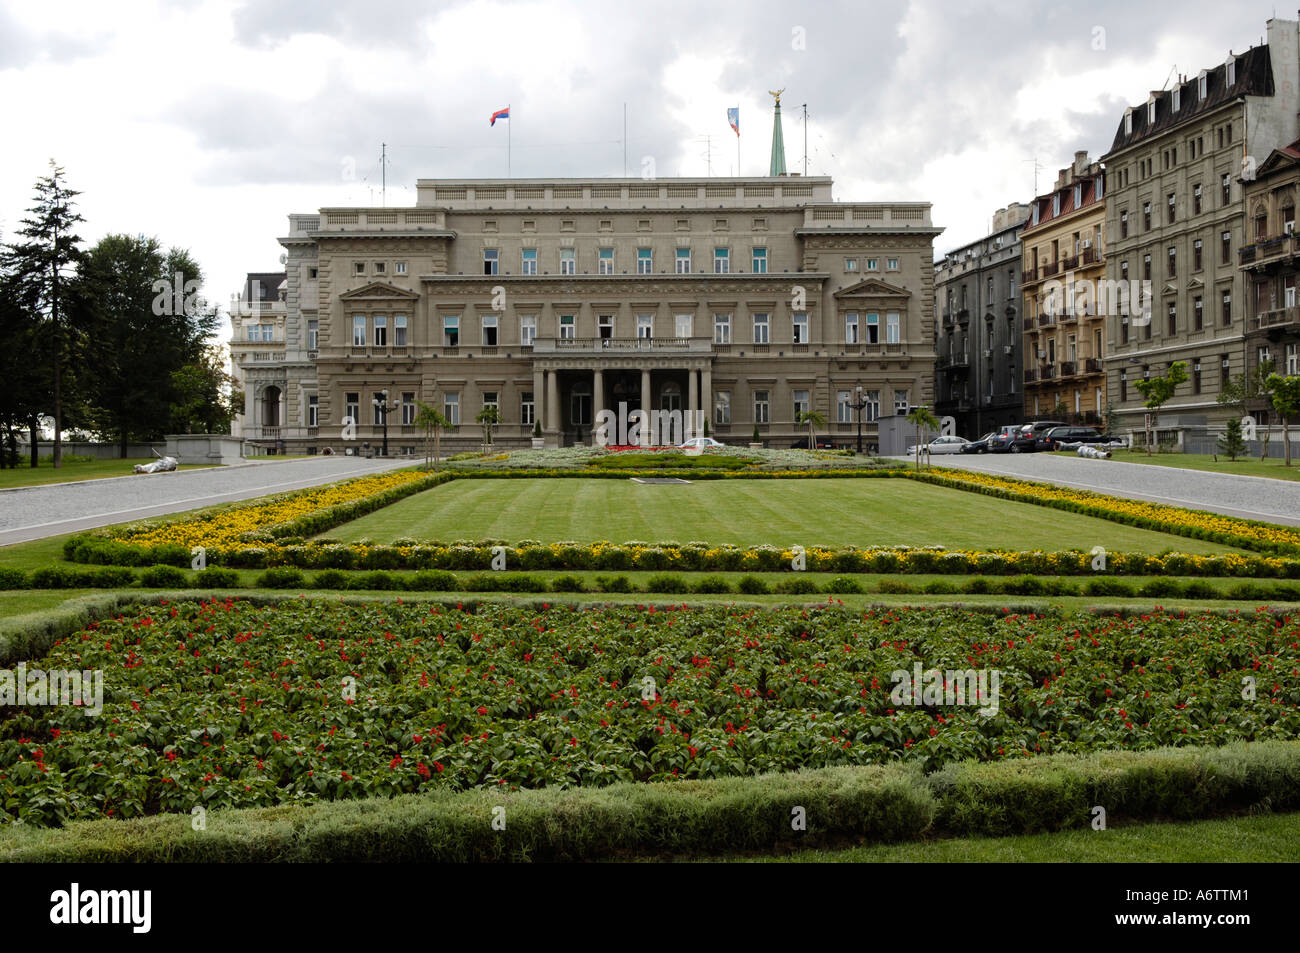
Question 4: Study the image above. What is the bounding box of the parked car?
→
[906,435,970,456]
[1042,427,1126,451]
[790,437,839,449]
[991,421,1066,453]
[678,437,725,450]
[961,431,999,454]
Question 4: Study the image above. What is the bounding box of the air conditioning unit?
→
[1038,350,1047,358]
[985,349,993,358]
[1082,239,1093,248]
[1286,222,1295,235]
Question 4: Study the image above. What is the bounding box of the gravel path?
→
[905,452,1300,527]
[0,457,415,546]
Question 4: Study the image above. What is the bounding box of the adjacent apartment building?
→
[1240,136,1300,410]
[934,203,1031,437]
[1101,17,1300,435]
[237,176,943,454]
[1020,152,1108,424]
[229,272,290,445]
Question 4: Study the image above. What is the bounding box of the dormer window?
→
[1198,70,1208,99]
[1124,108,1133,135]
[1147,96,1157,125]
[1073,184,1082,207]
[1173,87,1181,111]
[1052,194,1061,216]
[1226,56,1236,87]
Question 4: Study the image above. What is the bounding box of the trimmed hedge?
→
[2,741,1296,862]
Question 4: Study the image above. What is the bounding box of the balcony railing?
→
[1084,357,1104,373]
[1081,246,1101,265]
[1023,267,1039,283]
[1059,360,1076,377]
[1061,254,1079,271]
[1037,314,1055,328]
[531,336,713,354]
[1039,363,1057,380]
[1253,305,1300,331]
[1023,316,1035,332]
[1042,261,1060,278]
[1024,369,1038,383]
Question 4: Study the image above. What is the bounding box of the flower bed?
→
[3,598,1298,826]
[916,469,1300,556]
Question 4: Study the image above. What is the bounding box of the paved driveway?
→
[0,457,416,546]
[900,452,1300,527]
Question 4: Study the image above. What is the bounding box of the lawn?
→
[0,457,213,489]
[327,477,1241,554]
[1105,450,1300,482]
[747,811,1300,863]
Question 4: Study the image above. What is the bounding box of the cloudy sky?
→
[0,0,1288,321]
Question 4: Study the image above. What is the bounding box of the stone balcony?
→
[531,336,714,355]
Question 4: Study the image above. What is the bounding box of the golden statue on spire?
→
[768,88,784,106]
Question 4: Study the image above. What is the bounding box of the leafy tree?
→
[0,267,48,468]
[796,409,826,450]
[905,405,940,471]
[1218,358,1275,461]
[1103,402,1119,437]
[169,346,240,434]
[0,162,86,467]
[476,404,501,451]
[1218,417,1246,462]
[1265,373,1300,466]
[415,400,450,469]
[1132,361,1189,456]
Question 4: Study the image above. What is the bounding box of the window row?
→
[350,314,410,347]
[352,261,409,277]
[480,246,772,276]
[1118,177,1232,237]
[1116,292,1231,345]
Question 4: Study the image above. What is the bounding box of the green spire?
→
[769,92,787,177]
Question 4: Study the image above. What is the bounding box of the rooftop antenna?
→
[381,142,387,206]
[1023,157,1043,195]
[1160,64,1178,90]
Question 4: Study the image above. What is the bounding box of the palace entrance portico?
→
[531,341,713,447]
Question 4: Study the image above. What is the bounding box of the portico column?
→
[593,368,605,421]
[641,368,651,411]
[688,366,698,417]
[533,367,544,432]
[701,365,712,429]
[547,369,560,433]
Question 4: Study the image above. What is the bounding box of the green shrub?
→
[552,575,586,592]
[311,569,349,589]
[459,573,501,591]
[691,575,732,594]
[962,577,993,594]
[193,567,239,588]
[736,575,770,595]
[645,573,689,594]
[1228,582,1271,601]
[1085,578,1135,598]
[0,567,27,589]
[1140,577,1184,598]
[138,565,190,589]
[595,575,633,593]
[257,567,306,589]
[1181,581,1219,600]
[824,576,864,594]
[76,567,137,588]
[997,575,1045,596]
[922,579,959,594]
[776,577,819,595]
[879,579,916,594]
[409,570,459,591]
[350,571,400,591]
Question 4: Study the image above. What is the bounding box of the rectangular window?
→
[443,315,459,347]
[752,248,768,273]
[520,314,536,346]
[373,395,385,426]
[837,390,852,424]
[863,390,880,422]
[1192,364,1202,394]
[1143,202,1152,230]
[792,312,808,344]
[752,312,769,344]
[1222,174,1231,206]
[521,248,537,275]
[866,312,880,344]
[482,314,498,346]
[1193,296,1203,331]
[637,314,653,339]
[395,262,407,275]
[1167,193,1176,224]
[559,314,576,340]
[1193,184,1202,215]
[1221,230,1231,265]
[598,314,614,339]
[793,390,809,418]
[354,262,365,276]
[373,261,386,275]
[753,390,770,424]
[1193,239,1203,271]
[481,391,498,416]
[675,313,692,338]
[894,389,909,416]
[886,312,901,344]
[560,248,575,275]
[887,258,899,271]
[352,315,366,347]
[307,395,319,428]
[307,319,318,350]
[714,247,729,274]
[373,315,388,347]
[637,247,653,274]
[1222,292,1232,326]
[598,248,614,274]
[1120,210,1128,238]
[844,258,858,272]
[1167,303,1177,336]
[443,393,460,426]
[393,314,407,347]
[675,247,691,273]
[521,391,535,426]
[713,313,731,344]
[345,392,359,423]
[401,392,416,426]
[1168,246,1176,277]
[715,390,731,425]
[845,312,859,344]
[1143,254,1152,281]
[1287,343,1299,375]
[865,258,879,271]
[483,248,499,275]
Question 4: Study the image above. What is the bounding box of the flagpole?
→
[508,105,512,177]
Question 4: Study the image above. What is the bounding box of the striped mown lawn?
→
[326,477,1241,553]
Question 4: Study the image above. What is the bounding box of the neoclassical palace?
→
[230,176,942,454]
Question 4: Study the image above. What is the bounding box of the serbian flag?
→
[490,105,510,126]
[727,107,739,136]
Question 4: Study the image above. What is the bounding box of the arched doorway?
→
[262,385,281,428]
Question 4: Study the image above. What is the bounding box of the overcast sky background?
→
[0,0,1290,322]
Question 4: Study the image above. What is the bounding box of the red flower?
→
[476,706,488,715]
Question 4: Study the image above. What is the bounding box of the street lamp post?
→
[371,389,399,457]
[849,383,871,456]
